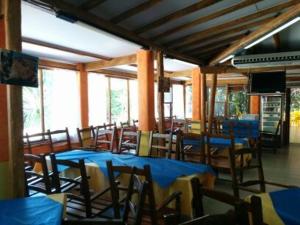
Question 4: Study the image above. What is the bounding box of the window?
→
[110,78,128,124]
[129,79,138,121]
[43,69,80,134]
[228,86,248,117]
[172,84,184,118]
[23,71,42,134]
[185,85,192,118]
[207,86,226,117]
[88,73,109,125]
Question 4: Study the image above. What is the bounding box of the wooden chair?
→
[180,132,205,163]
[260,119,281,153]
[24,153,53,196]
[23,131,51,154]
[105,160,182,225]
[94,127,116,152]
[148,131,173,159]
[118,129,141,155]
[229,138,297,198]
[77,126,96,148]
[104,122,117,130]
[49,128,72,152]
[190,177,265,225]
[206,133,240,197]
[132,119,139,128]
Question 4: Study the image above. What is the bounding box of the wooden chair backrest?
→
[171,119,186,133]
[94,127,116,151]
[132,119,139,128]
[24,131,51,154]
[118,129,141,155]
[148,131,173,158]
[106,160,155,225]
[24,153,52,195]
[77,126,95,148]
[49,128,72,152]
[181,132,205,162]
[190,177,265,225]
[104,122,117,130]
[50,153,92,217]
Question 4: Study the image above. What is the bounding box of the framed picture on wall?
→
[0,49,39,87]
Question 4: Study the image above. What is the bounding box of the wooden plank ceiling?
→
[24,0,298,66]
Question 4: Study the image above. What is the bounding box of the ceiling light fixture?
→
[244,16,300,50]
[219,54,234,64]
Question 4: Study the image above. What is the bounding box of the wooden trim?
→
[22,37,111,60]
[79,0,106,10]
[152,0,260,41]
[35,0,202,65]
[39,69,45,133]
[110,0,162,24]
[5,0,24,198]
[78,64,89,128]
[85,54,136,71]
[135,0,215,34]
[210,2,300,65]
[208,73,217,133]
[156,50,165,133]
[97,69,137,79]
[39,59,77,70]
[200,72,207,132]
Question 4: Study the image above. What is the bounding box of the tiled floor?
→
[204,143,300,214]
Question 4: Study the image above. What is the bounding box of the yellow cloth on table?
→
[48,193,67,217]
[78,162,215,217]
[245,194,284,225]
[139,131,151,156]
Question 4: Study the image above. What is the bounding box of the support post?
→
[192,67,201,120]
[250,96,260,114]
[5,0,24,198]
[200,72,207,132]
[156,50,165,134]
[137,49,155,131]
[208,73,217,133]
[78,64,89,128]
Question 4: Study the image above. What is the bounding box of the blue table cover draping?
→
[269,188,300,225]
[222,119,260,139]
[0,196,63,225]
[183,136,248,149]
[55,150,215,188]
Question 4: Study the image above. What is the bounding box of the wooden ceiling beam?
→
[210,2,300,65]
[79,0,106,11]
[85,54,136,71]
[181,33,247,54]
[22,37,112,60]
[110,0,162,24]
[135,0,216,34]
[166,0,298,48]
[39,59,77,70]
[171,16,273,50]
[35,0,202,65]
[152,0,261,41]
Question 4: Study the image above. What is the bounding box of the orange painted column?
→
[137,49,155,131]
[192,67,201,120]
[250,96,260,114]
[78,64,89,128]
[0,15,11,199]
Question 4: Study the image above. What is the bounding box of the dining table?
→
[0,193,66,225]
[52,149,216,217]
[247,188,300,225]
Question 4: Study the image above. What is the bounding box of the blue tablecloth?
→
[270,188,300,225]
[222,119,260,139]
[55,150,215,188]
[0,196,63,225]
[183,136,248,148]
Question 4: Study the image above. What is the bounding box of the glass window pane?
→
[129,79,138,121]
[172,84,184,119]
[110,78,128,124]
[88,73,108,125]
[185,85,192,118]
[23,83,42,134]
[43,69,80,136]
[228,87,248,117]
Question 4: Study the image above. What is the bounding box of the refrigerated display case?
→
[260,95,284,133]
